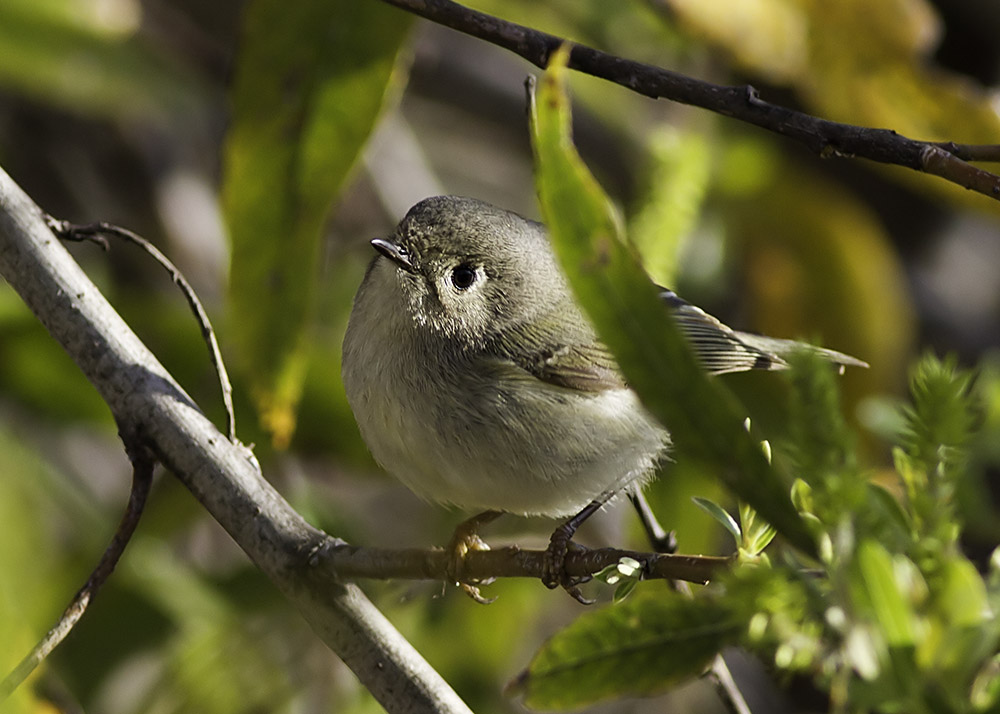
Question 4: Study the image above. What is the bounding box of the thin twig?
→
[632,497,752,713]
[709,653,754,714]
[380,0,1000,202]
[48,218,237,441]
[932,142,1000,163]
[0,451,155,700]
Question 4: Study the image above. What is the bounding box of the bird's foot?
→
[542,521,595,605]
[446,510,501,604]
[541,498,612,604]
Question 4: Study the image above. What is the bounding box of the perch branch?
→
[379,0,1000,201]
[319,541,730,586]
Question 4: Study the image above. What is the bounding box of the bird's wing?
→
[491,289,866,392]
[491,319,627,393]
[529,342,627,392]
[660,288,868,375]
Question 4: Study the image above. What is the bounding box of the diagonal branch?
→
[0,165,473,714]
[379,0,1000,202]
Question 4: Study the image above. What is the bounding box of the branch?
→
[0,165,473,714]
[380,0,1000,202]
[0,448,154,700]
[320,541,729,586]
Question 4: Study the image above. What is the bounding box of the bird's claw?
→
[446,511,501,604]
[460,581,498,605]
[542,531,595,605]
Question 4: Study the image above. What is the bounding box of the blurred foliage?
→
[654,0,1000,214]
[222,0,412,446]
[518,350,998,712]
[0,0,207,122]
[1,0,1000,713]
[524,56,1000,710]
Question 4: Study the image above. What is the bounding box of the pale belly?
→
[345,353,668,516]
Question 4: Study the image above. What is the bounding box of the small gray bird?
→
[342,195,865,596]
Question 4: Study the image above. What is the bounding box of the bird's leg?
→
[629,490,677,554]
[543,495,615,604]
[446,510,502,604]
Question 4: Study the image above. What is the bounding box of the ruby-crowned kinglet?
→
[342,196,865,593]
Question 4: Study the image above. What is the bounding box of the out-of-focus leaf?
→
[853,540,917,647]
[123,540,295,713]
[864,482,912,541]
[784,350,858,495]
[222,0,411,446]
[971,655,1000,712]
[727,155,915,404]
[0,429,113,712]
[924,557,999,681]
[653,0,808,83]
[629,127,711,287]
[659,0,1000,214]
[901,354,974,473]
[936,556,992,629]
[0,0,204,120]
[510,593,741,709]
[0,303,113,423]
[531,45,816,555]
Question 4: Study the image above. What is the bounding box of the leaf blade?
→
[511,594,741,709]
[222,0,411,445]
[530,45,815,555]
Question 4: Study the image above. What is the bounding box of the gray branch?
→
[0,165,473,714]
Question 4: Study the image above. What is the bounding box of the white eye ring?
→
[450,264,478,290]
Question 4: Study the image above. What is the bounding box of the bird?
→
[341,195,866,600]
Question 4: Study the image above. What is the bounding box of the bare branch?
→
[380,0,1000,202]
[320,541,730,587]
[0,449,154,701]
[0,165,473,714]
[932,142,1000,163]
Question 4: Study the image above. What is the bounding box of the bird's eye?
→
[450,264,478,290]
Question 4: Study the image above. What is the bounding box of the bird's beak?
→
[371,238,414,272]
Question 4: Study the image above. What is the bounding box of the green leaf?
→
[790,478,814,515]
[901,354,975,475]
[864,482,912,540]
[853,540,916,648]
[629,127,711,287]
[510,594,741,709]
[924,557,1000,683]
[693,496,741,542]
[739,501,777,556]
[784,349,858,488]
[530,44,815,556]
[222,0,411,445]
[936,557,992,629]
[895,354,976,545]
[971,654,1000,711]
